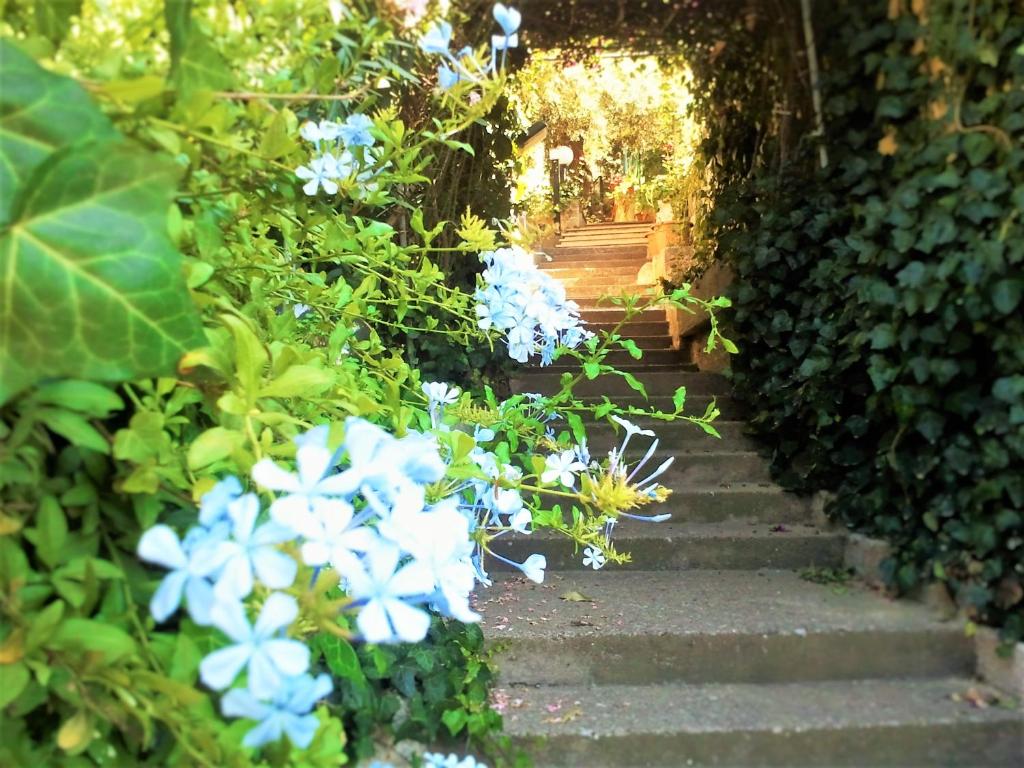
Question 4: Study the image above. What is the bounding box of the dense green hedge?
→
[714,1,1024,640]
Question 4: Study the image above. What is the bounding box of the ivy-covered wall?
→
[706,1,1024,641]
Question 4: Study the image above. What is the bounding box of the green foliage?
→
[0,40,204,404]
[0,1,730,764]
[320,619,508,762]
[704,1,1024,641]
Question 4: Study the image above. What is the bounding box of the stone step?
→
[582,420,757,452]
[588,321,669,337]
[480,570,974,687]
[580,308,666,324]
[488,520,842,573]
[559,236,649,247]
[559,275,647,290]
[540,360,699,375]
[540,351,691,371]
[540,257,649,271]
[567,222,653,233]
[519,371,730,398]
[541,264,644,278]
[580,395,745,419]
[552,244,648,259]
[500,678,1023,767]
[571,293,660,308]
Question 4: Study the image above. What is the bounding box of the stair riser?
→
[517,721,1022,768]
[580,309,666,324]
[560,277,647,290]
[494,629,973,688]
[588,322,669,337]
[536,350,687,371]
[540,259,648,271]
[583,421,757,452]
[542,265,643,278]
[489,531,842,572]
[580,395,745,419]
[518,372,729,398]
[553,246,648,259]
[572,295,659,308]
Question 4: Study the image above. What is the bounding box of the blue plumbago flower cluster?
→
[418,3,520,90]
[137,418,482,749]
[294,114,386,198]
[421,381,548,586]
[475,246,591,364]
[370,754,485,768]
[421,385,673,574]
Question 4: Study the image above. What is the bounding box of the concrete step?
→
[540,258,649,271]
[541,264,644,278]
[582,420,757,452]
[481,570,974,687]
[559,236,649,247]
[552,245,648,259]
[567,223,653,234]
[579,395,745,419]
[489,520,842,572]
[580,308,666,324]
[558,275,647,290]
[588,321,669,337]
[571,293,660,308]
[519,371,730,398]
[500,678,1023,767]
[535,349,687,370]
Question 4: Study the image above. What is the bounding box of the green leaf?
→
[259,365,335,399]
[34,0,83,45]
[34,496,67,568]
[441,707,468,735]
[48,618,137,662]
[0,141,205,404]
[0,40,117,223]
[316,635,363,682]
[992,279,1022,314]
[0,661,30,709]
[175,24,233,97]
[31,380,123,417]
[583,361,600,380]
[164,0,193,76]
[672,385,687,412]
[37,409,110,454]
[186,426,243,469]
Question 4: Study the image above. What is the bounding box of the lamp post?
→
[548,145,574,235]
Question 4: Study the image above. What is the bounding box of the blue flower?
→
[221,672,332,749]
[251,434,355,534]
[419,21,452,55]
[423,752,488,768]
[295,497,377,575]
[346,544,434,643]
[199,593,310,698]
[339,113,375,147]
[541,449,587,488]
[199,476,243,527]
[582,546,606,570]
[295,154,339,196]
[492,3,521,36]
[137,524,228,625]
[212,494,298,601]
[437,62,461,90]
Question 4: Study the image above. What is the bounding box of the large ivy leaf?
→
[0,142,205,404]
[0,40,117,223]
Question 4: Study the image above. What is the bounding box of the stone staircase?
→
[482,223,1023,766]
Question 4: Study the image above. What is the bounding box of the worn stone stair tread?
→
[482,570,973,686]
[518,370,731,396]
[501,678,1024,767]
[480,569,959,642]
[488,520,843,572]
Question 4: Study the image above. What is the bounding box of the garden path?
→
[481,223,1023,767]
